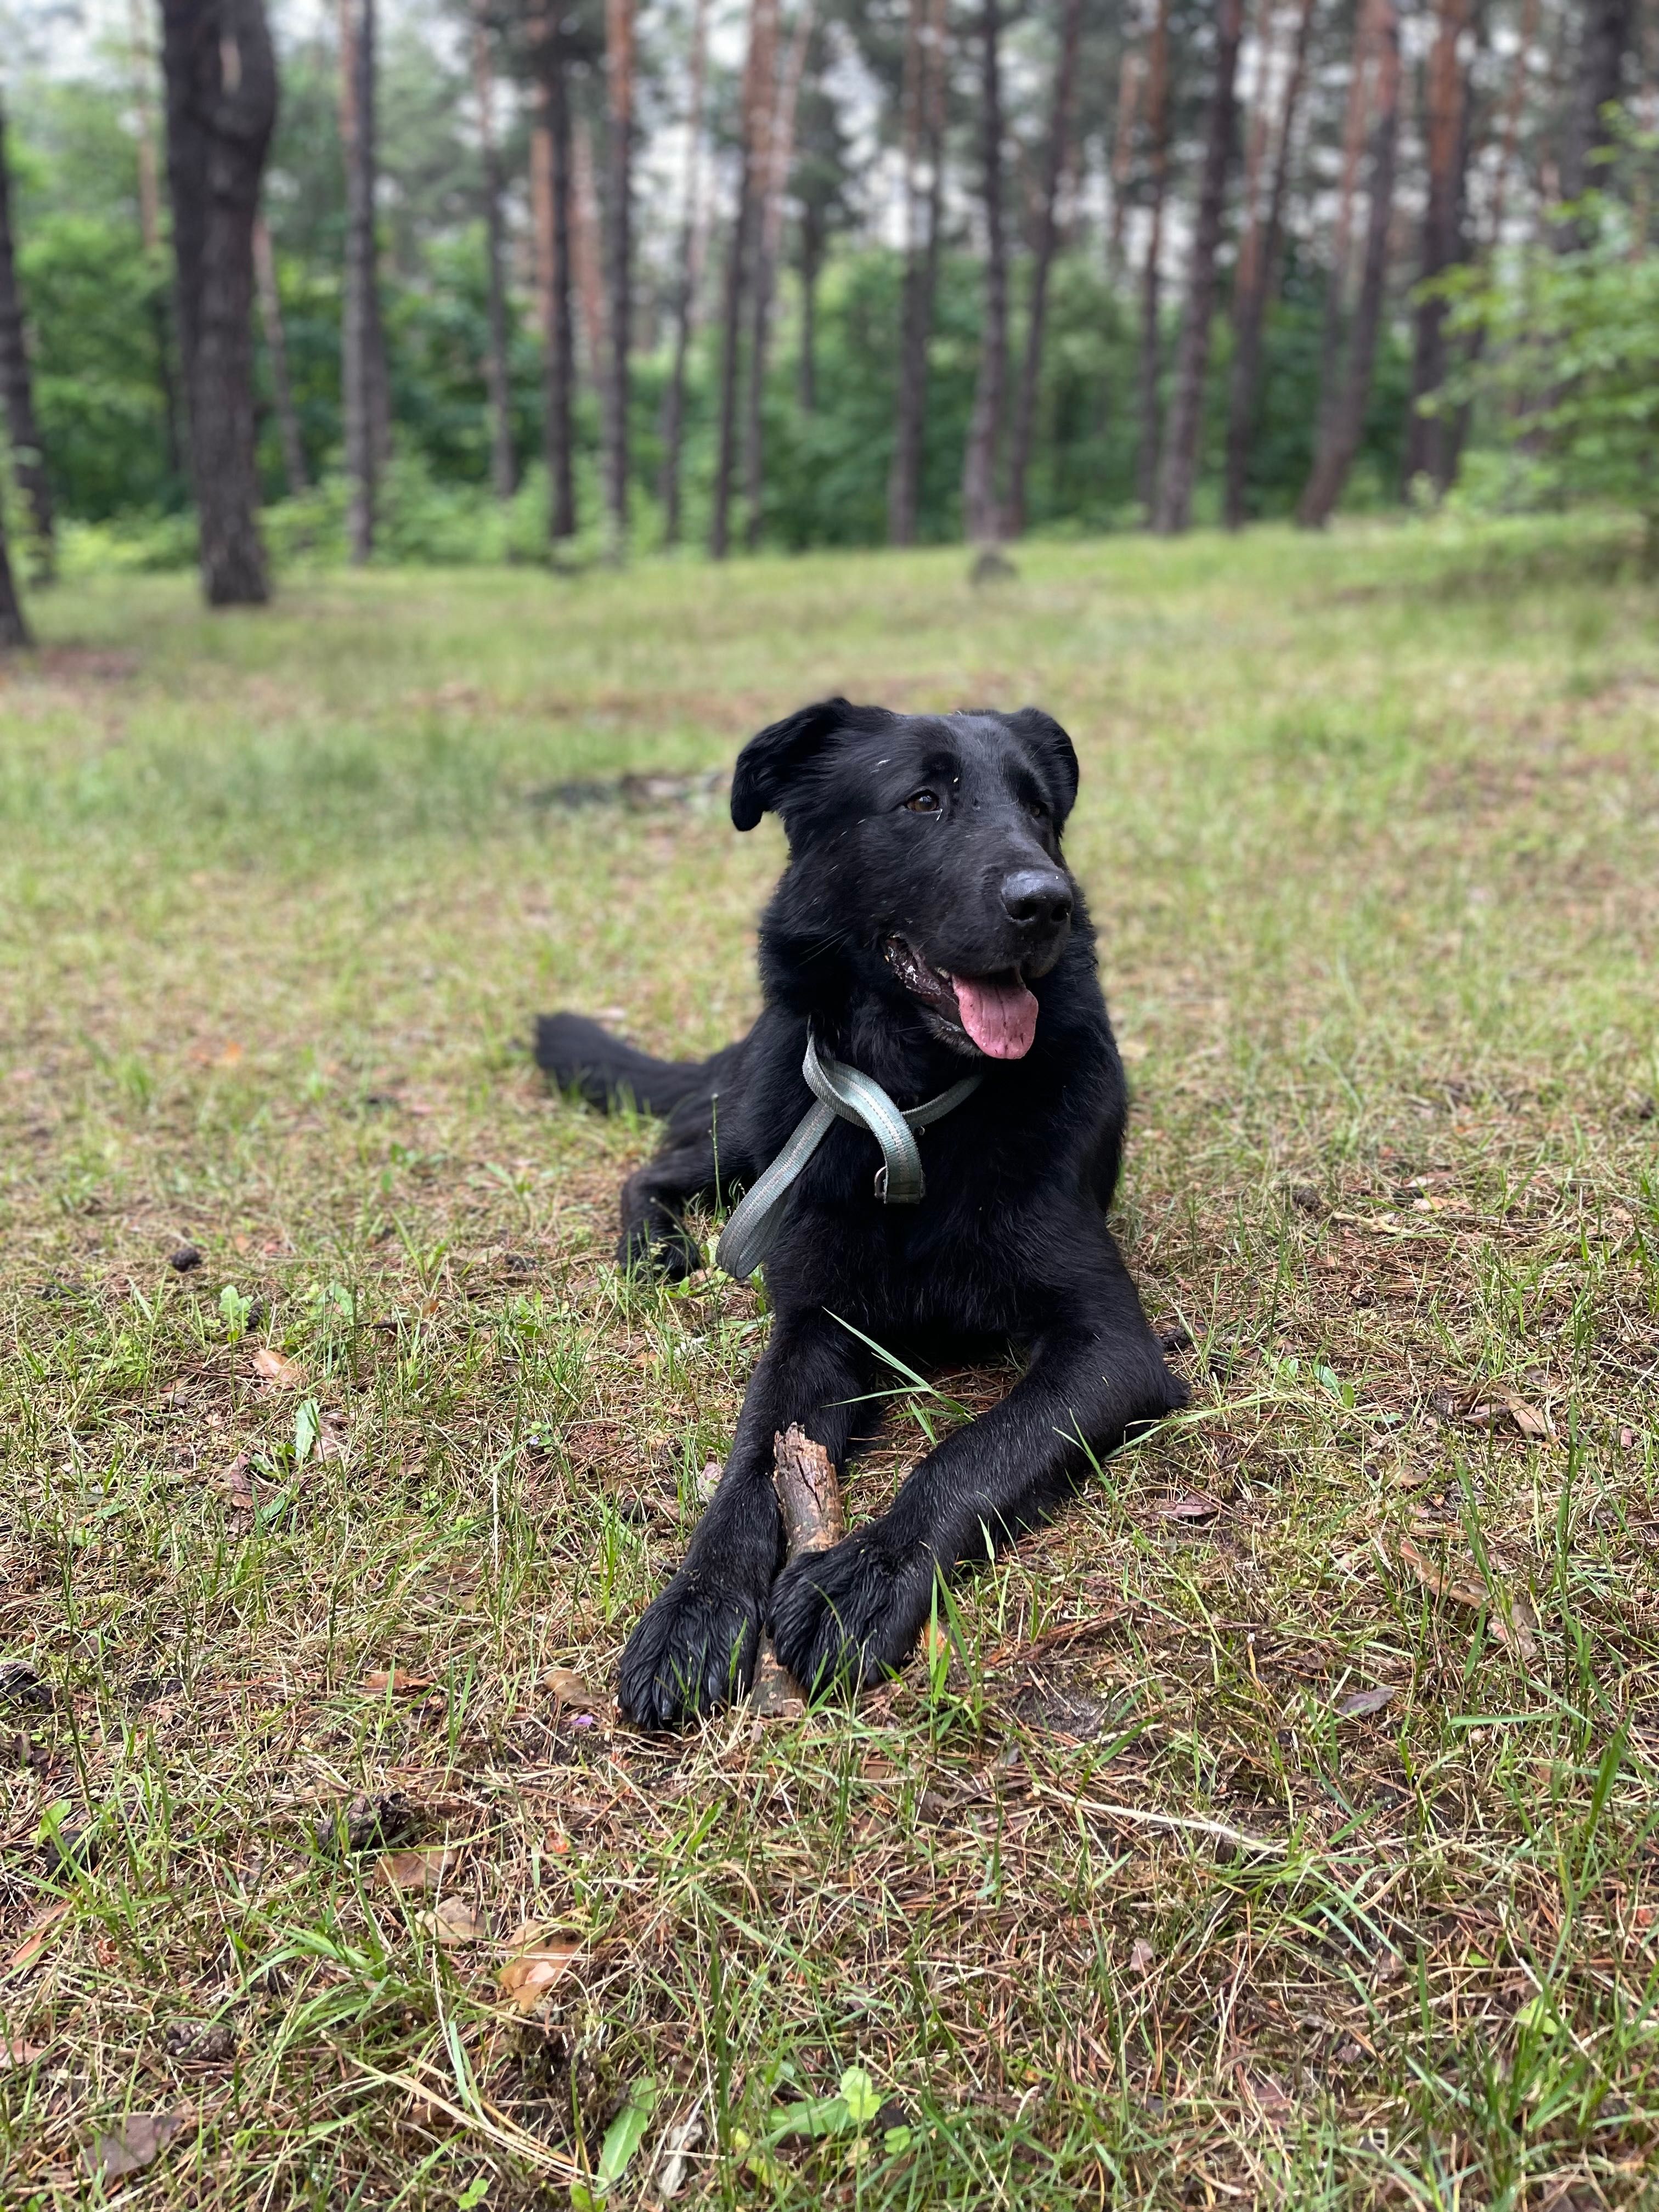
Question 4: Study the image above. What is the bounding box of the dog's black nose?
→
[1000,867,1073,932]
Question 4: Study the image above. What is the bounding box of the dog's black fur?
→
[537,698,1185,1727]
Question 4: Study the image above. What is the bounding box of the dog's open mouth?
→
[883,937,1039,1059]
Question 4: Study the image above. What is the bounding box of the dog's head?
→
[731,698,1081,1060]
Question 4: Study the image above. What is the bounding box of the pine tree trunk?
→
[799,212,822,411]
[660,0,709,546]
[711,0,776,560]
[1154,0,1244,534]
[1404,0,1474,492]
[572,119,608,392]
[1136,0,1172,524]
[888,0,948,543]
[1006,0,1086,539]
[337,0,388,467]
[602,0,635,558]
[253,214,309,494]
[341,0,379,561]
[161,0,277,606]
[962,0,1009,544]
[1107,40,1144,283]
[0,95,55,580]
[1298,0,1400,526]
[746,2,812,550]
[1223,0,1314,526]
[1560,0,1635,204]
[1308,0,1377,478]
[472,2,516,501]
[0,495,27,647]
[532,7,576,541]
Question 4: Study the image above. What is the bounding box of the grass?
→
[1,513,1657,2208]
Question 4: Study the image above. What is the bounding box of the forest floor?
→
[2,516,1658,2210]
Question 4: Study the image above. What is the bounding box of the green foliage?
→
[1436,177,1659,565]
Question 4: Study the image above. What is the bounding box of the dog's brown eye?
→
[904,789,941,814]
[1025,797,1049,820]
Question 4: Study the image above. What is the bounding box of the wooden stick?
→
[751,1424,844,1716]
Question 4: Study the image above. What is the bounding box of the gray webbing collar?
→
[715,1029,981,1281]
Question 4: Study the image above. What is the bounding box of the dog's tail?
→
[534,1012,714,1118]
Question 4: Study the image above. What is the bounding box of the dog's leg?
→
[617,1312,871,1727]
[618,1137,720,1280]
[769,1298,1185,1695]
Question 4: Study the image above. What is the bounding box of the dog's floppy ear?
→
[730,697,851,832]
[1002,707,1080,826]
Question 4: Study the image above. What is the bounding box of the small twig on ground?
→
[751,1424,844,1717]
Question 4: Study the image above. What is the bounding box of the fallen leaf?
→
[1619,1426,1636,1451]
[499,1941,580,2013]
[1334,1685,1398,1718]
[1153,1492,1222,1520]
[1,2039,47,2068]
[83,2112,186,2181]
[360,1668,435,1697]
[216,1453,256,1506]
[1503,1392,1555,1441]
[7,1901,69,1971]
[1128,1938,1156,1974]
[1397,1537,1539,1660]
[252,1346,303,1388]
[374,1846,457,1893]
[654,2098,706,2199]
[696,1460,721,1502]
[542,1667,603,1711]
[921,1622,950,1664]
[421,1896,482,1946]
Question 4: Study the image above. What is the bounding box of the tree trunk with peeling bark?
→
[1224,0,1316,527]
[1298,0,1400,526]
[1155,0,1245,533]
[161,0,277,606]
[0,94,54,579]
[660,0,709,546]
[962,0,1009,544]
[1007,0,1085,538]
[472,1,516,502]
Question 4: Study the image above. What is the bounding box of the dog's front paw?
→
[617,1569,761,1728]
[616,1222,701,1283]
[769,1529,932,1697]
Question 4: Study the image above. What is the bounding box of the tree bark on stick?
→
[1297,0,1400,526]
[660,0,710,546]
[602,0,635,558]
[531,6,576,542]
[340,0,381,561]
[962,0,1010,545]
[1155,0,1245,533]
[472,1,516,501]
[750,1425,845,1715]
[253,214,309,494]
[745,1,814,550]
[888,0,949,543]
[160,0,277,607]
[1006,0,1086,539]
[1404,0,1474,492]
[1224,0,1315,526]
[0,95,54,580]
[710,0,776,559]
[1136,0,1173,524]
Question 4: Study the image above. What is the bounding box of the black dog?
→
[537,698,1185,1727]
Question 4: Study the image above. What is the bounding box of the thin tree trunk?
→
[1006,0,1086,538]
[341,0,379,561]
[1310,0,1379,473]
[1136,0,1173,523]
[472,1,516,501]
[711,0,777,559]
[746,1,813,550]
[0,488,27,646]
[337,0,388,472]
[1108,36,1145,282]
[0,95,54,580]
[253,213,309,493]
[661,0,710,546]
[1489,0,1538,243]
[602,0,635,557]
[572,117,608,392]
[1154,0,1244,533]
[1224,0,1315,526]
[1404,0,1474,490]
[799,208,822,410]
[889,0,948,543]
[962,0,1009,544]
[1560,0,1635,204]
[131,0,186,484]
[161,0,277,606]
[531,5,576,541]
[1298,0,1400,525]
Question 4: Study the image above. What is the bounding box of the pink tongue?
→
[947,972,1039,1059]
